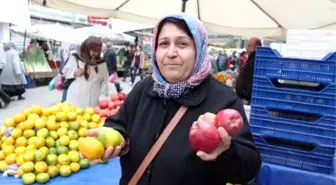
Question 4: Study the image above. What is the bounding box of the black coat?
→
[105,76,261,185]
[235,52,256,102]
[104,49,118,75]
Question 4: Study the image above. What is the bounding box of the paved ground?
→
[0,78,138,121]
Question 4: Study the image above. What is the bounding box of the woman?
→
[85,13,260,185]
[0,42,26,100]
[130,45,145,85]
[123,45,134,81]
[62,36,109,108]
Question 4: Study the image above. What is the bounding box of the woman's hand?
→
[74,68,84,77]
[196,113,232,161]
[82,127,126,165]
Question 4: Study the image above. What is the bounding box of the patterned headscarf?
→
[151,13,211,99]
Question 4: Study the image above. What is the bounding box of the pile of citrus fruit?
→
[0,102,106,184]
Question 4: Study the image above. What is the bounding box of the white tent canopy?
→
[74,25,135,42]
[32,0,336,37]
[0,0,31,27]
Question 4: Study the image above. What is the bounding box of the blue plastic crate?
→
[254,47,336,84]
[252,77,336,115]
[25,75,36,89]
[253,134,335,174]
[250,106,336,146]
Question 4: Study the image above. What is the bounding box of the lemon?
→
[67,112,77,121]
[58,154,70,165]
[11,128,22,139]
[80,120,89,129]
[46,137,55,148]
[4,117,15,127]
[75,108,84,115]
[16,154,25,166]
[57,127,68,137]
[0,161,8,172]
[21,172,36,185]
[35,161,48,173]
[59,121,69,129]
[4,136,15,145]
[46,119,59,131]
[34,118,46,129]
[48,147,57,155]
[59,165,72,177]
[23,120,34,130]
[68,150,80,162]
[0,151,5,160]
[47,165,59,178]
[26,145,36,152]
[69,140,79,151]
[70,162,80,173]
[34,150,46,161]
[57,146,69,155]
[91,114,101,123]
[36,128,49,138]
[27,113,39,121]
[59,135,70,146]
[56,112,67,122]
[23,151,35,162]
[69,121,80,131]
[89,122,98,129]
[46,154,58,166]
[21,161,35,173]
[3,145,15,155]
[15,146,26,156]
[67,130,78,140]
[79,158,90,169]
[49,131,59,140]
[23,130,36,138]
[5,153,17,164]
[83,113,91,122]
[16,136,28,146]
[36,173,50,184]
[78,128,88,137]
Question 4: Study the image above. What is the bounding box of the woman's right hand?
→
[74,68,84,77]
[83,127,126,165]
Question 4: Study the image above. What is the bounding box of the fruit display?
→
[214,71,237,88]
[189,109,244,154]
[0,102,111,184]
[94,92,127,121]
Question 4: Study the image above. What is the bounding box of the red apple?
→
[108,102,115,110]
[111,95,119,102]
[99,109,109,118]
[215,109,243,136]
[99,100,109,109]
[94,106,101,114]
[197,113,216,124]
[120,100,124,105]
[189,121,220,153]
[118,93,126,100]
[114,100,121,107]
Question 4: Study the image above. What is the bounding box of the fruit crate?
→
[253,134,335,174]
[251,77,336,115]
[24,75,36,89]
[254,47,336,84]
[250,106,336,146]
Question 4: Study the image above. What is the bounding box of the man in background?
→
[0,43,11,108]
[235,37,262,105]
[123,45,134,81]
[104,42,122,93]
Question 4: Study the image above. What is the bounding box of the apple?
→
[108,102,115,110]
[118,93,126,100]
[94,106,101,114]
[197,113,216,124]
[99,100,109,109]
[215,109,243,136]
[111,95,119,102]
[114,100,122,107]
[189,121,220,153]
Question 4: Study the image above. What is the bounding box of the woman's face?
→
[156,22,196,83]
[89,50,100,58]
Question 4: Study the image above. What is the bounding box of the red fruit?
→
[197,113,216,124]
[99,100,109,109]
[215,109,243,136]
[114,100,121,107]
[110,109,118,116]
[118,93,126,100]
[94,106,101,114]
[99,109,109,118]
[189,121,220,153]
[101,117,107,121]
[108,102,115,110]
[120,100,124,105]
[111,95,119,102]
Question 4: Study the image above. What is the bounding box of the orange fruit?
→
[79,137,104,160]
[35,161,48,173]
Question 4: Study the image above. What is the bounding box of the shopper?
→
[236,37,262,105]
[62,36,109,108]
[104,42,122,93]
[123,45,134,81]
[0,42,26,101]
[130,45,145,85]
[0,43,11,108]
[85,13,260,185]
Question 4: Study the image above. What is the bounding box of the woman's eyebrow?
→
[158,36,192,41]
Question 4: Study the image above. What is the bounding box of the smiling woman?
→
[84,13,261,185]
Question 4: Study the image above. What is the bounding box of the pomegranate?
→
[99,100,109,109]
[111,95,119,102]
[189,121,221,153]
[108,102,115,110]
[215,109,243,136]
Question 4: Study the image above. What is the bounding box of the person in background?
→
[0,43,11,108]
[123,45,134,81]
[60,43,78,102]
[130,45,145,85]
[216,50,226,71]
[237,51,248,73]
[26,40,36,51]
[235,37,262,105]
[63,36,109,108]
[84,13,260,185]
[208,49,218,75]
[104,42,123,93]
[0,42,27,101]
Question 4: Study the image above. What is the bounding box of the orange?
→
[35,161,48,173]
[79,137,104,160]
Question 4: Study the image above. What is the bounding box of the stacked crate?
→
[250,47,336,174]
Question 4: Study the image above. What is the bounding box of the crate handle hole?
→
[271,79,325,92]
[266,108,320,123]
[263,136,317,152]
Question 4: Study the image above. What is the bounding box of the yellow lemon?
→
[15,146,26,156]
[16,154,25,166]
[27,113,39,121]
[69,140,79,151]
[5,153,17,164]
[58,154,70,165]
[22,161,35,173]
[16,136,28,147]
[59,121,69,129]
[36,128,49,138]
[0,151,5,160]
[47,165,59,178]
[23,151,35,162]
[78,128,88,137]
[57,127,68,137]
[4,118,15,128]
[23,119,34,130]
[67,112,77,121]
[46,119,59,131]
[11,128,23,139]
[70,162,80,173]
[68,150,80,163]
[3,145,15,156]
[23,129,36,138]
[91,114,101,123]
[59,136,70,146]
[35,161,48,173]
[49,131,58,140]
[89,122,98,129]
[0,161,8,172]
[59,165,72,177]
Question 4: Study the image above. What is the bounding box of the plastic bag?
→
[55,74,64,91]
[48,77,56,91]
[109,73,119,84]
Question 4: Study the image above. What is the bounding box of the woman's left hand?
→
[196,113,232,161]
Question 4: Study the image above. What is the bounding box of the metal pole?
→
[181,0,188,12]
